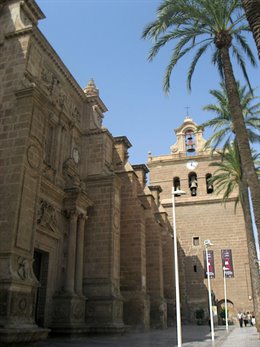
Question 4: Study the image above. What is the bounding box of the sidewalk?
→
[220,326,260,347]
[37,325,260,347]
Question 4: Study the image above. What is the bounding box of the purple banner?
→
[204,250,215,278]
[221,249,234,278]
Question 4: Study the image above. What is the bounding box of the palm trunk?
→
[220,47,260,263]
[240,170,260,333]
[242,0,260,60]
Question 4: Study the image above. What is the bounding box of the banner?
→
[204,250,215,278]
[221,249,234,278]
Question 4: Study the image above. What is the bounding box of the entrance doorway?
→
[33,249,49,327]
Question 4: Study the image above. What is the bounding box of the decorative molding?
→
[40,67,80,123]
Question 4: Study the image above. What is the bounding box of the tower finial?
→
[84,78,99,96]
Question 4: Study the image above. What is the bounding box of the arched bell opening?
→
[188,172,198,196]
[206,173,214,194]
[173,177,181,196]
[185,130,196,154]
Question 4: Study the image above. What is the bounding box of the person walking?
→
[243,312,248,327]
[237,312,243,327]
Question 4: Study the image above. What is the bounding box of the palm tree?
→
[200,82,260,152]
[201,82,260,329]
[209,143,260,330]
[142,0,260,250]
[242,0,260,60]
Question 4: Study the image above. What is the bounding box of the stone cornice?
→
[83,127,114,141]
[132,164,149,174]
[5,26,32,39]
[161,196,238,208]
[147,152,221,167]
[149,185,162,193]
[21,0,45,24]
[114,136,132,149]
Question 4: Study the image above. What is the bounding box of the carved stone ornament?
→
[17,257,37,283]
[72,302,84,320]
[37,199,57,232]
[63,158,81,188]
[40,68,80,123]
[18,74,36,91]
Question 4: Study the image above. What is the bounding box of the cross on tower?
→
[185,106,190,116]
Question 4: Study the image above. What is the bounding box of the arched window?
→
[189,172,198,196]
[206,174,214,194]
[173,177,181,196]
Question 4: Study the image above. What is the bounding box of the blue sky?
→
[36,1,259,258]
[36,0,259,166]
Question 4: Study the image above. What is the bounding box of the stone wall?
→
[0,1,174,342]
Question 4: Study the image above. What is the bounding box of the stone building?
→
[0,0,173,343]
[148,116,254,324]
[0,0,253,345]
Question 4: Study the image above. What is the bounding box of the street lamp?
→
[223,266,229,332]
[204,239,214,341]
[171,188,186,347]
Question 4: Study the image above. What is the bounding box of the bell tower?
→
[170,116,206,156]
[148,116,253,324]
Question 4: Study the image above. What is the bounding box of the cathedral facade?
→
[0,0,253,344]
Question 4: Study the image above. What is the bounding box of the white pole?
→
[172,188,182,347]
[206,246,215,341]
[223,267,229,332]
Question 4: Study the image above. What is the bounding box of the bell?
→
[187,135,193,140]
[187,146,195,153]
[186,139,195,152]
[191,187,197,196]
[207,184,213,193]
[190,180,197,188]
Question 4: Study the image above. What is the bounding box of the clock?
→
[186,160,198,170]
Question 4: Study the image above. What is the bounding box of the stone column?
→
[64,210,78,293]
[75,214,87,295]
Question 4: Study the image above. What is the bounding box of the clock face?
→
[186,160,198,170]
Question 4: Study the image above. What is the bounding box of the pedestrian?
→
[237,312,243,327]
[243,312,248,327]
[252,315,256,326]
[247,312,252,326]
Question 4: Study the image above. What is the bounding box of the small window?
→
[193,237,199,246]
[193,265,197,273]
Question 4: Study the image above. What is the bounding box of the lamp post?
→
[204,239,214,341]
[223,266,229,332]
[171,188,186,347]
